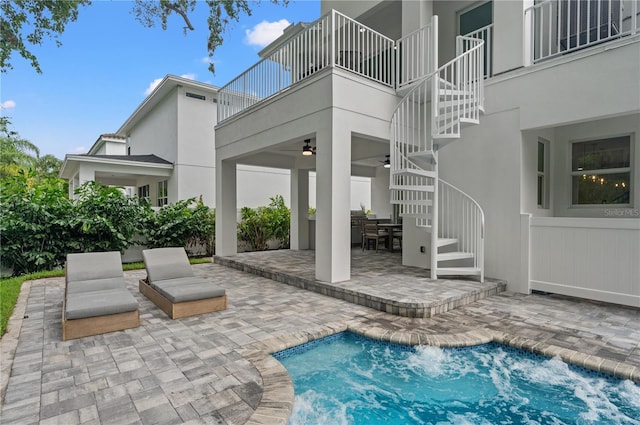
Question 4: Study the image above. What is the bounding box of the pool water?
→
[275,332,640,425]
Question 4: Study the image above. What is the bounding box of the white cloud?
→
[144,74,196,96]
[144,78,163,96]
[72,146,86,154]
[245,19,290,48]
[201,56,215,65]
[1,99,16,109]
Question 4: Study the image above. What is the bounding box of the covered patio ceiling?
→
[233,133,391,177]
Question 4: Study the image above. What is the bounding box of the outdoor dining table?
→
[377,223,402,253]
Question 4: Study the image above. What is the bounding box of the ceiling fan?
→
[279,139,316,156]
[379,154,390,168]
[302,139,316,156]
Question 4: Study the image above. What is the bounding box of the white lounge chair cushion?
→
[152,277,226,303]
[65,289,138,320]
[66,277,127,294]
[66,251,123,282]
[142,247,194,282]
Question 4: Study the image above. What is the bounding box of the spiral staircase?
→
[390,30,486,282]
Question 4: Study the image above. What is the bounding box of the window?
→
[459,1,492,35]
[571,135,631,206]
[138,184,150,204]
[537,139,550,208]
[157,180,168,207]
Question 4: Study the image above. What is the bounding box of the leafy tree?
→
[0,0,90,73]
[132,0,288,74]
[2,0,288,75]
[35,154,63,179]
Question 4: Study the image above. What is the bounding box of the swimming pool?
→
[274,332,640,425]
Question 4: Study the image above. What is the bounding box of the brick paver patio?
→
[1,251,638,424]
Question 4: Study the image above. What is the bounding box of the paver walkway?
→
[1,261,639,424]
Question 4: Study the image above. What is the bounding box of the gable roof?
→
[116,75,219,136]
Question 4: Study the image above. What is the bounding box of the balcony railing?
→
[217,10,396,122]
[396,18,438,88]
[526,0,639,63]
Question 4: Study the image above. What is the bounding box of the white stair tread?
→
[438,88,472,96]
[389,184,435,192]
[392,199,433,206]
[400,213,431,220]
[437,238,458,247]
[392,168,437,178]
[437,251,474,261]
[437,267,482,276]
[407,150,436,162]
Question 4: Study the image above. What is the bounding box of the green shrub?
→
[145,198,216,256]
[0,172,72,275]
[0,178,146,276]
[238,195,290,251]
[69,181,147,253]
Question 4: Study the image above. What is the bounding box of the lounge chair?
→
[63,251,140,341]
[139,247,227,319]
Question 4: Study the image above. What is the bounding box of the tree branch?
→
[165,3,195,31]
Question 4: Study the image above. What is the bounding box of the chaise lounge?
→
[139,247,227,319]
[63,251,140,341]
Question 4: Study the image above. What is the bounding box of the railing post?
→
[432,15,439,72]
[431,167,438,280]
[331,10,336,67]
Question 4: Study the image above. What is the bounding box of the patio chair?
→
[362,222,389,252]
[139,247,227,319]
[63,251,140,341]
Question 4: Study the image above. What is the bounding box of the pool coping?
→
[244,321,640,425]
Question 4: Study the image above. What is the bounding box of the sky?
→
[1,0,321,159]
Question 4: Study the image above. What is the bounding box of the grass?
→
[0,257,212,337]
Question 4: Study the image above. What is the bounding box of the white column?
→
[215,158,237,256]
[371,166,392,219]
[290,168,310,250]
[315,124,351,283]
[74,167,96,198]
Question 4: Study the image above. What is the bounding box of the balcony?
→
[526,0,639,63]
[217,10,437,123]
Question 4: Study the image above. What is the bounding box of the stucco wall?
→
[175,86,217,205]
[438,108,524,291]
[128,89,178,162]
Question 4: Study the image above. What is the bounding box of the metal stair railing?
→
[439,179,485,282]
[390,32,485,280]
[433,36,484,139]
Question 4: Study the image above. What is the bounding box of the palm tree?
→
[0,117,42,178]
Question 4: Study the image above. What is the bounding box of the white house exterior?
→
[60,74,373,210]
[214,0,640,307]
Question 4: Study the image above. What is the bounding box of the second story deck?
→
[217,1,639,125]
